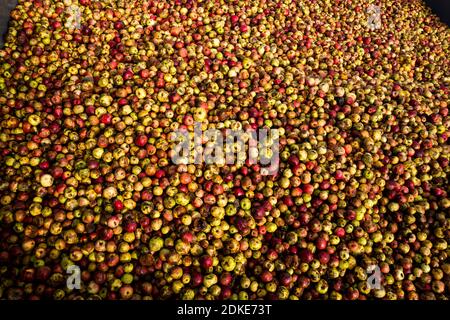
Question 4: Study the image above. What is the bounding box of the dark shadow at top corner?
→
[423,0,450,26]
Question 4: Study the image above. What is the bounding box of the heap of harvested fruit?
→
[0,0,449,300]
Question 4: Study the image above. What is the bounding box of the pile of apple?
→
[0,0,449,300]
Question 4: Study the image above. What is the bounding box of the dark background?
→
[425,0,450,26]
[0,1,449,45]
[0,0,16,47]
